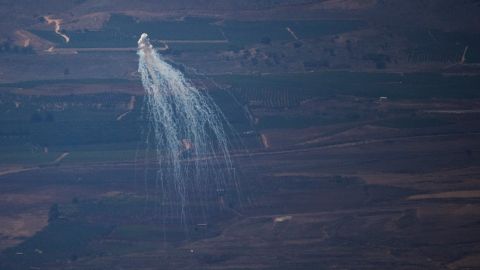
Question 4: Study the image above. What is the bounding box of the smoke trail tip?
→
[138,33,151,49]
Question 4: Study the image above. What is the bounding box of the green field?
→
[406,30,480,63]
[32,15,365,50]
[215,72,480,100]
[0,78,132,88]
[0,92,142,165]
[0,89,251,165]
[33,15,224,48]
[2,71,478,163]
[222,20,365,45]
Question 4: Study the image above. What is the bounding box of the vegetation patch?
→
[2,221,112,269]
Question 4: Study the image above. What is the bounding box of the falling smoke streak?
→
[137,33,235,228]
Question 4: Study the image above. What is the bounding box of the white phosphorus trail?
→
[137,33,235,227]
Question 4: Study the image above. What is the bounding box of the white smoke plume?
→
[137,33,235,227]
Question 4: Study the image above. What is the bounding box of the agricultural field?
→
[220,72,480,100]
[31,14,366,49]
[1,0,480,269]
[2,68,480,268]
